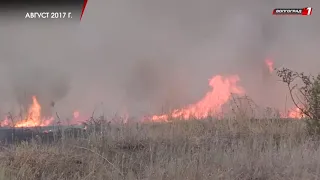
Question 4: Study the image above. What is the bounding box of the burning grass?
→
[0,117,319,180]
[0,60,316,179]
[0,59,302,128]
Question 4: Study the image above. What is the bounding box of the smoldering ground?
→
[0,0,319,119]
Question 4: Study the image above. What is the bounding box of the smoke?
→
[11,66,70,117]
[0,0,319,119]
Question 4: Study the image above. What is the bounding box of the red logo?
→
[273,7,312,16]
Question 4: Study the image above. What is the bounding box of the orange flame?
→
[284,107,304,119]
[150,75,245,121]
[14,96,54,127]
[265,59,274,74]
[0,116,10,127]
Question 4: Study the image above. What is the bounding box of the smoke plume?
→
[0,0,319,119]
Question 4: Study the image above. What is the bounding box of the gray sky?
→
[0,0,319,120]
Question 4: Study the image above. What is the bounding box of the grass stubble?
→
[0,117,319,180]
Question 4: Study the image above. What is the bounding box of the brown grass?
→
[0,118,319,180]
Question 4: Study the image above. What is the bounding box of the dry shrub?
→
[277,68,320,135]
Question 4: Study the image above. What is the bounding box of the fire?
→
[70,110,90,124]
[14,96,54,127]
[0,116,10,127]
[265,59,274,74]
[150,75,245,121]
[283,107,304,119]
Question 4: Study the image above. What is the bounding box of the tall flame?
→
[14,96,53,127]
[150,75,245,121]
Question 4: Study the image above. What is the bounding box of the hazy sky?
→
[0,0,319,120]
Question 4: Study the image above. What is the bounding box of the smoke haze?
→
[0,0,319,119]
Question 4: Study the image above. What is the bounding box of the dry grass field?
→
[0,117,319,180]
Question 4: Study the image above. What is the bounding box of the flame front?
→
[0,66,305,126]
[14,96,53,127]
[151,75,245,121]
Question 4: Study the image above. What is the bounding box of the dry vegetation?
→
[0,117,319,180]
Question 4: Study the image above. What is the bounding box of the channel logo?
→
[273,7,312,16]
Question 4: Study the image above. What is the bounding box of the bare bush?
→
[277,68,320,135]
